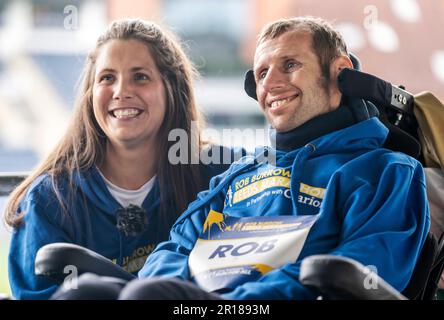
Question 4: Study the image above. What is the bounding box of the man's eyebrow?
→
[254,54,301,72]
[280,54,301,61]
[253,64,264,74]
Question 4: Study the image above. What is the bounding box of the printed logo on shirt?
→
[189,210,319,293]
[202,210,228,239]
[225,167,291,207]
[111,244,156,273]
[297,183,326,209]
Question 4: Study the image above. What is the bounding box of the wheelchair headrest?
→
[244,69,257,101]
[337,68,414,116]
[244,52,361,101]
[349,52,361,71]
[336,68,420,158]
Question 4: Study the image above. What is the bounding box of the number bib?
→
[188,210,319,292]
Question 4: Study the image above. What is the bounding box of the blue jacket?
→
[139,103,430,300]
[8,151,237,300]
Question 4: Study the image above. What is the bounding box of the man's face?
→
[254,31,338,132]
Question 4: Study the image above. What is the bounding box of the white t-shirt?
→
[98,169,156,208]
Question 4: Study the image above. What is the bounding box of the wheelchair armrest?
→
[299,255,407,300]
[35,243,136,284]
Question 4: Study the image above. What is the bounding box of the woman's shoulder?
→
[26,173,52,196]
[23,172,72,204]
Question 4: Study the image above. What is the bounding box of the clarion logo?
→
[299,183,326,199]
[298,182,325,208]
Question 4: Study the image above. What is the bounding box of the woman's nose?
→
[113,79,134,100]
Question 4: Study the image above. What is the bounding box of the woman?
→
[4,19,237,299]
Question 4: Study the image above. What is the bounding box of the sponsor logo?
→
[297,183,326,209]
[203,210,228,239]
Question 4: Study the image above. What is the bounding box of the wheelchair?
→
[15,54,444,300]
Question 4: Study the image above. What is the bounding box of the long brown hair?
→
[5,19,206,230]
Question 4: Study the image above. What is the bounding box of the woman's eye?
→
[134,73,149,81]
[99,74,114,83]
[286,62,295,69]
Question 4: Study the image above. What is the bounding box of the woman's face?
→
[92,39,167,150]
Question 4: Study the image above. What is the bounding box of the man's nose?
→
[262,68,286,93]
[113,78,134,100]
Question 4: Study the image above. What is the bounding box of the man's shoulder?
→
[357,148,421,168]
[341,148,425,185]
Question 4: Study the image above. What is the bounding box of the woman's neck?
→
[98,142,157,190]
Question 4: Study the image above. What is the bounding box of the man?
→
[54,16,430,300]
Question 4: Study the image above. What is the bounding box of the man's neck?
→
[271,98,379,151]
[98,143,157,190]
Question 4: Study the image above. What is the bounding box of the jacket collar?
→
[271,98,379,152]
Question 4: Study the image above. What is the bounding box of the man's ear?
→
[328,55,353,109]
[329,55,353,82]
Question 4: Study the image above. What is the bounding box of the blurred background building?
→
[0,0,443,296]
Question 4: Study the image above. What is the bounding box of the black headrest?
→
[244,69,256,100]
[349,52,361,71]
[337,68,414,116]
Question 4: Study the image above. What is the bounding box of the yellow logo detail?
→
[253,264,274,275]
[202,210,227,239]
[233,176,290,204]
[299,183,326,199]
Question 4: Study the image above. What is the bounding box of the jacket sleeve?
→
[8,199,73,300]
[138,170,230,280]
[222,161,430,300]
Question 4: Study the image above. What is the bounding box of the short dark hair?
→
[257,16,348,80]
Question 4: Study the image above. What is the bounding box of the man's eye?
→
[259,70,267,80]
[285,60,302,71]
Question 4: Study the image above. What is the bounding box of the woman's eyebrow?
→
[130,67,147,72]
[96,67,153,75]
[96,68,116,74]
[130,67,148,72]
